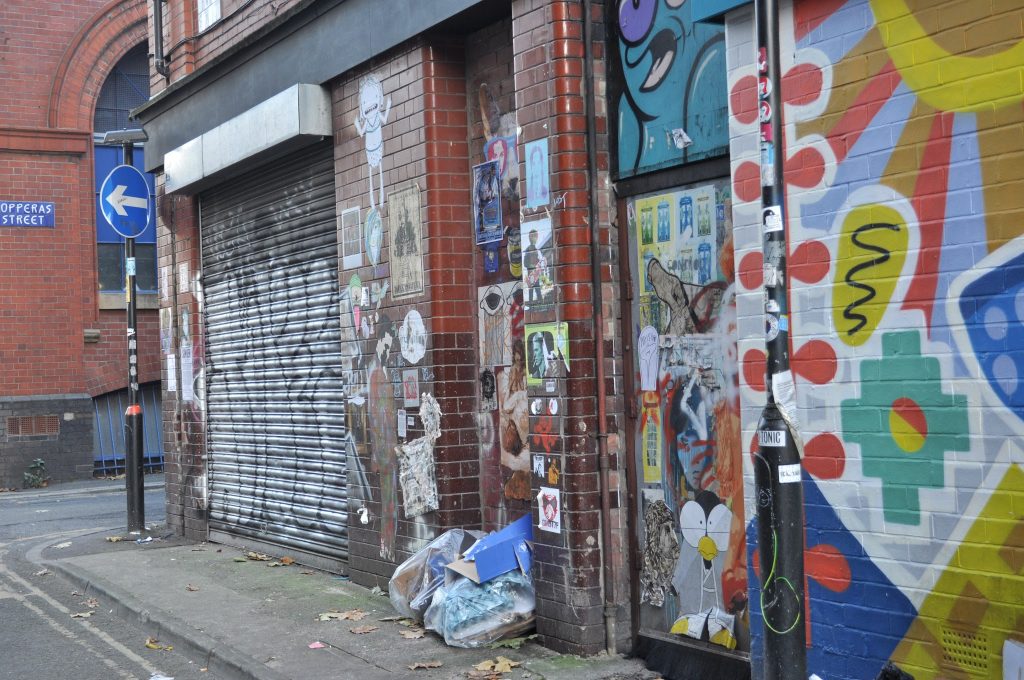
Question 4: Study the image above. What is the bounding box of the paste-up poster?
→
[525,322,570,387]
[485,135,520,202]
[477,281,522,368]
[338,207,362,270]
[537,486,561,533]
[388,184,424,299]
[525,138,549,209]
[473,160,503,245]
[520,217,554,311]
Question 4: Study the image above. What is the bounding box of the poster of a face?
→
[525,138,549,209]
[520,217,555,311]
[525,322,570,387]
[388,184,424,299]
[473,160,503,245]
[485,135,520,201]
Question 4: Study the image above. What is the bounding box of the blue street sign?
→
[100,164,151,238]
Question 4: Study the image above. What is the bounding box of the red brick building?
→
[0,0,162,487]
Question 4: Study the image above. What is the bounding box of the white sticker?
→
[772,370,800,432]
[166,354,176,392]
[759,430,786,448]
[178,263,189,293]
[125,257,136,277]
[779,463,802,484]
[397,409,407,438]
[765,314,780,341]
[762,205,783,233]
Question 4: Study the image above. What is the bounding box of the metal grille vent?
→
[941,626,988,675]
[7,415,60,437]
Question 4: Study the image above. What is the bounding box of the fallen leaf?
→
[487,634,537,650]
[326,609,367,621]
[105,536,127,543]
[280,556,295,565]
[378,615,404,622]
[349,625,379,634]
[474,660,496,671]
[233,557,247,563]
[408,660,442,670]
[144,637,173,651]
[308,641,326,649]
[399,628,425,639]
[395,617,419,627]
[53,541,72,549]
[369,585,385,596]
[267,562,282,567]
[186,584,199,592]
[466,671,503,680]
[81,598,99,608]
[245,551,272,561]
[34,569,51,576]
[494,656,520,672]
[300,570,315,575]
[71,611,93,619]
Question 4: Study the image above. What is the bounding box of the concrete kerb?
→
[46,556,288,680]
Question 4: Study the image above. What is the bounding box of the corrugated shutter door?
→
[200,146,348,565]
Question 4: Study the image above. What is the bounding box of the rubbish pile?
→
[389,514,534,648]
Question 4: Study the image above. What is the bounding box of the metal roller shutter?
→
[200,146,348,567]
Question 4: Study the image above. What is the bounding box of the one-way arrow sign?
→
[100,164,151,238]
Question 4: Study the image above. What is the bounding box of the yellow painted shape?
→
[870,0,1024,111]
[890,410,926,453]
[832,204,909,346]
[669,616,690,635]
[890,465,1024,679]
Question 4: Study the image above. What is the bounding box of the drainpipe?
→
[583,0,617,655]
[153,0,170,79]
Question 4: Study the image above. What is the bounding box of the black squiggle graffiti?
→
[842,222,900,336]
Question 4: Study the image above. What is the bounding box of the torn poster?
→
[396,393,442,518]
[388,184,424,299]
[639,499,680,608]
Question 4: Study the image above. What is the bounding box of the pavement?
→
[23,482,658,680]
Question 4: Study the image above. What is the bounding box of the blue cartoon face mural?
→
[616,0,729,177]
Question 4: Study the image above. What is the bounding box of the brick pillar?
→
[422,39,481,531]
[512,0,625,655]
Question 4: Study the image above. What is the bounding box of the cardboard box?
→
[446,514,533,584]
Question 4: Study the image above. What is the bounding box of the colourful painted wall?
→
[726,1,1024,678]
[614,0,730,177]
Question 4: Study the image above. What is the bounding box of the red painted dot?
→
[793,340,837,385]
[803,433,845,480]
[731,75,758,125]
[783,63,824,106]
[739,251,764,290]
[743,349,766,392]
[786,147,826,188]
[734,161,762,203]
[806,543,851,592]
[790,240,830,284]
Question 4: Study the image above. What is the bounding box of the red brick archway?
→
[48,0,149,131]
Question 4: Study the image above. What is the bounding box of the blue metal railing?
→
[93,382,164,476]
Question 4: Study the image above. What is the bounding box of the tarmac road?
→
[0,476,223,680]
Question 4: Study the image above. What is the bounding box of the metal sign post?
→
[100,129,150,534]
[753,1,807,678]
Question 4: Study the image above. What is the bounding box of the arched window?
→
[94,43,156,293]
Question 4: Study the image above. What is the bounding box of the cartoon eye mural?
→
[617,0,658,46]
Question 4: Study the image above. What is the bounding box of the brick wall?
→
[726,1,1024,678]
[0,0,156,483]
[510,0,627,656]
[153,0,305,91]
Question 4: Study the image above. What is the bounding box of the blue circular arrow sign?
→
[100,164,151,238]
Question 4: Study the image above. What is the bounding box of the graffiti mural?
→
[614,0,729,177]
[725,1,1024,677]
[629,180,747,650]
